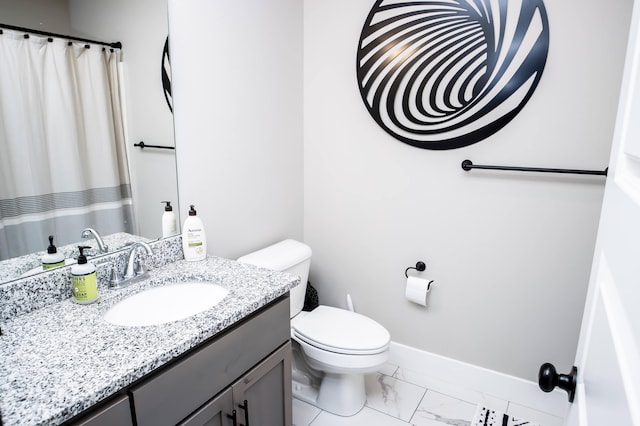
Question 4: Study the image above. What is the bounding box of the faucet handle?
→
[109,265,124,289]
[133,259,148,277]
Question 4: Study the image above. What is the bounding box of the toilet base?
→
[292,373,367,417]
[318,372,367,416]
[292,344,367,417]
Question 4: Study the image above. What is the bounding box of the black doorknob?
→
[538,362,577,403]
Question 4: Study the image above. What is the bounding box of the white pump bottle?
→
[182,205,207,261]
[161,201,178,237]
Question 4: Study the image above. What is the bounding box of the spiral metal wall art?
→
[162,36,173,113]
[356,0,549,150]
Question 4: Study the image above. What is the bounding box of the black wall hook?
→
[405,261,426,278]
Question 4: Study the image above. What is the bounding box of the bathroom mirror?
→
[0,0,179,284]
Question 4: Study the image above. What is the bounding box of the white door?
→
[563,1,640,424]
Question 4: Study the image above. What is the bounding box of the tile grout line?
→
[307,408,321,426]
[407,386,429,425]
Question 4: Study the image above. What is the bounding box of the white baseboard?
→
[388,341,569,419]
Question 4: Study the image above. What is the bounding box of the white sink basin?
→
[104,281,229,327]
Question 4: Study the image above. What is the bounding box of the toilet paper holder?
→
[404,261,434,304]
[404,261,426,278]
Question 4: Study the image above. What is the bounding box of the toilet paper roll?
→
[405,276,433,306]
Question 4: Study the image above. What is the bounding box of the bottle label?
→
[72,272,98,302]
[43,260,65,270]
[186,230,204,252]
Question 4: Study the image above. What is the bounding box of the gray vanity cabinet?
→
[230,341,292,426]
[181,342,292,426]
[131,296,291,426]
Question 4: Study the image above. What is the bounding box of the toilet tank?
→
[237,239,312,318]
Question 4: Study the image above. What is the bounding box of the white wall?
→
[69,0,179,240]
[303,0,632,380]
[168,0,303,260]
[0,0,70,33]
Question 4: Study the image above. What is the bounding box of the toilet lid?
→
[292,306,390,355]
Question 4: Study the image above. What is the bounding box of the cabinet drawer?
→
[130,296,290,426]
[67,395,132,426]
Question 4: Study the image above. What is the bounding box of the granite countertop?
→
[0,256,298,425]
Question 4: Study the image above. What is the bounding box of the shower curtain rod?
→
[0,23,121,49]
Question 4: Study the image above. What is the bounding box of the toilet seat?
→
[292,306,390,355]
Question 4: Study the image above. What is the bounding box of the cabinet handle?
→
[226,409,237,426]
[238,399,249,426]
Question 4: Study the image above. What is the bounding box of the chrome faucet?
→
[110,241,154,288]
[124,241,154,280]
[81,228,108,253]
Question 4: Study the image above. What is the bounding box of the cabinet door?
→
[179,388,236,426]
[232,342,292,426]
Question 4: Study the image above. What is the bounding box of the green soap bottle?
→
[71,246,98,304]
[42,235,65,270]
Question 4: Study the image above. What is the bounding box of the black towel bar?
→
[461,160,607,177]
[134,141,175,150]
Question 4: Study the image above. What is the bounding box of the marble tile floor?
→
[292,363,565,426]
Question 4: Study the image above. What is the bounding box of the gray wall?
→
[303,0,633,380]
[0,0,70,33]
[168,0,304,260]
[167,0,632,381]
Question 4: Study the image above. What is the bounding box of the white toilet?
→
[238,239,391,417]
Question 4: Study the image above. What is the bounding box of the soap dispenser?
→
[71,246,98,304]
[161,201,178,237]
[42,235,65,270]
[182,205,207,261]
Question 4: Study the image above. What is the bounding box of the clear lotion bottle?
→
[71,246,98,304]
[182,205,207,261]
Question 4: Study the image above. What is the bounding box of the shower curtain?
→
[0,29,134,260]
